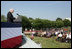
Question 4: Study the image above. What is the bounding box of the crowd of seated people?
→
[56,30,71,43]
[26,28,71,43]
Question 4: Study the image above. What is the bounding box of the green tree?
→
[28,17,34,27]
[21,15,71,30]
[55,20,64,28]
[32,18,43,30]
[1,15,7,22]
[21,15,31,30]
[56,17,62,21]
[50,21,56,28]
[63,19,71,27]
[42,19,51,28]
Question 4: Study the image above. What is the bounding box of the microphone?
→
[17,13,19,16]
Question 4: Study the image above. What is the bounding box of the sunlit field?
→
[26,35,71,48]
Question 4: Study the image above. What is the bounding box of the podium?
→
[1,22,22,48]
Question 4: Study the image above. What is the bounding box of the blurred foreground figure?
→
[30,33,34,40]
[7,9,15,23]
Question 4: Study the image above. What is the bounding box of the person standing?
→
[7,9,15,23]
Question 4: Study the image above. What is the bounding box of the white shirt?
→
[55,32,58,35]
[68,34,71,39]
[66,34,69,39]
[58,34,62,37]
[66,34,71,39]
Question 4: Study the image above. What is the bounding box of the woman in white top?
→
[66,32,71,42]
[58,33,62,38]
[55,30,59,36]
[56,33,62,41]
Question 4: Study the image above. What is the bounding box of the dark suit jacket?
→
[7,12,15,23]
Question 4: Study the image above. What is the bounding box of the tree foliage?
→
[1,15,7,22]
[1,15,71,30]
[21,16,71,30]
[21,15,31,30]
[56,17,62,21]
[63,19,71,27]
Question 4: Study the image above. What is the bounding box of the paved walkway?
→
[19,33,41,48]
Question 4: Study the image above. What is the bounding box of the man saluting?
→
[7,9,15,23]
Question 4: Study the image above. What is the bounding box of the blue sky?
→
[1,1,71,21]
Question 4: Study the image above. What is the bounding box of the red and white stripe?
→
[1,27,22,48]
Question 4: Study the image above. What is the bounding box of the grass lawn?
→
[26,35,71,48]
